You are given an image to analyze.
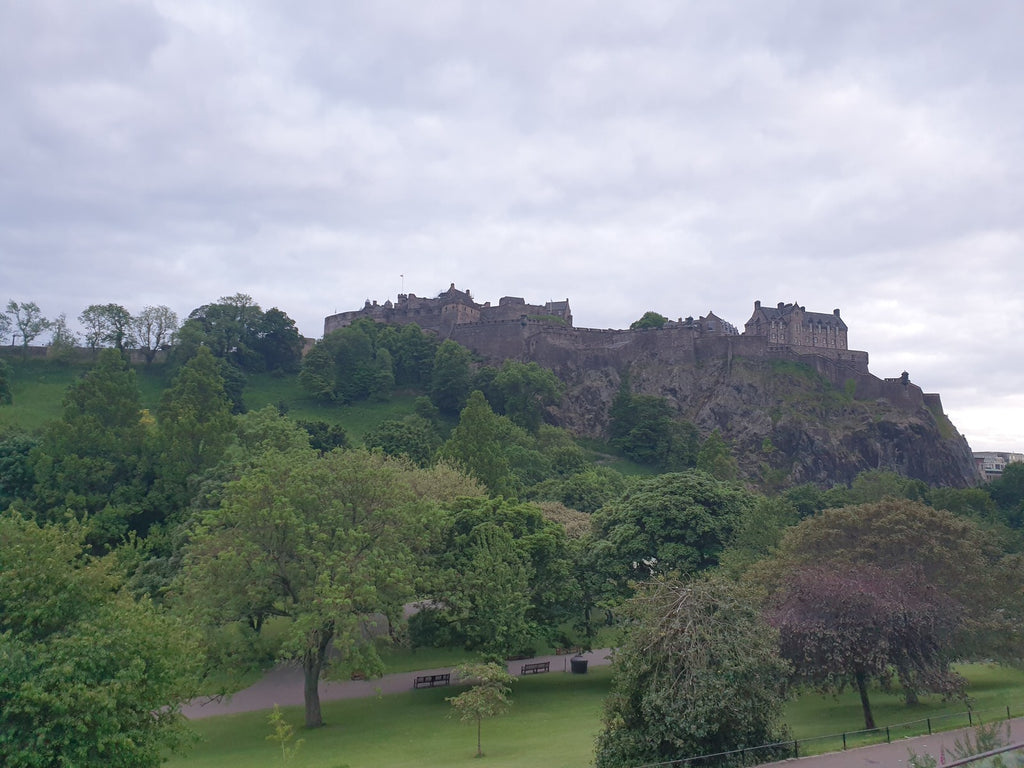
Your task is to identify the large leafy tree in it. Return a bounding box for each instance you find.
[6,300,50,355]
[0,513,199,768]
[175,294,302,373]
[491,360,564,434]
[439,391,551,498]
[590,470,756,601]
[629,310,669,330]
[987,462,1024,529]
[595,575,790,768]
[153,346,235,516]
[180,449,463,728]
[608,383,699,469]
[0,359,12,406]
[426,497,576,657]
[131,305,179,364]
[30,349,150,546]
[300,319,393,403]
[430,339,472,415]
[767,564,962,730]
[758,499,1024,706]
[79,303,134,352]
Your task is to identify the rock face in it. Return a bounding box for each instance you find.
[447,322,976,488]
[325,291,977,489]
[548,352,977,489]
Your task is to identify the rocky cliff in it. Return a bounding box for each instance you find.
[545,349,977,489]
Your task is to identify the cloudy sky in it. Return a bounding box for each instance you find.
[2,1,1022,452]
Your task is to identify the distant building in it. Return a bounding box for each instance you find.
[744,301,848,350]
[973,451,1024,481]
[324,283,572,337]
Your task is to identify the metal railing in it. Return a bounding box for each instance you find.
[632,703,1021,768]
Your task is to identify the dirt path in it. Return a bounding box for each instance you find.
[181,649,613,720]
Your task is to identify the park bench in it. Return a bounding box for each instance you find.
[413,673,450,689]
[520,661,550,675]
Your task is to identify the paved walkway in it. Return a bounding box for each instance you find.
[760,718,1024,768]
[181,648,613,719]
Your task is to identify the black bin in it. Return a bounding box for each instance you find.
[570,657,588,674]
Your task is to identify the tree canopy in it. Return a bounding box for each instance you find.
[590,470,756,600]
[0,513,199,768]
[595,575,790,768]
[179,448,477,728]
[757,498,1024,723]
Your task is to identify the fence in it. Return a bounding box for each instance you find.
[633,703,1022,768]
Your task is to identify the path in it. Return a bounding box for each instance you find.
[181,648,613,719]
[760,718,1024,768]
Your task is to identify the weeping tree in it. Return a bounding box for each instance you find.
[595,574,790,768]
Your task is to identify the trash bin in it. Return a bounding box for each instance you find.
[570,657,588,674]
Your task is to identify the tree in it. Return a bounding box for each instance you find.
[0,512,199,768]
[180,449,452,728]
[430,339,472,415]
[609,384,698,470]
[253,307,304,373]
[47,312,79,363]
[132,305,178,364]
[629,311,669,330]
[154,346,235,515]
[0,359,12,406]
[758,499,1023,702]
[0,431,36,508]
[594,575,790,768]
[0,309,11,345]
[79,303,133,351]
[175,295,301,373]
[492,360,564,433]
[590,470,756,601]
[6,300,50,354]
[426,497,576,657]
[987,462,1024,529]
[447,662,515,758]
[437,390,548,498]
[363,416,440,466]
[30,348,151,546]
[696,429,739,481]
[767,563,962,730]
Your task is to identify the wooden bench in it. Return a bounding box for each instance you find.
[413,673,450,689]
[520,661,550,675]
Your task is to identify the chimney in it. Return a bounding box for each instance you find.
[834,308,841,316]
[777,302,785,309]
[754,300,761,309]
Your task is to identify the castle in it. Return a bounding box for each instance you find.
[324,283,573,336]
[324,285,865,372]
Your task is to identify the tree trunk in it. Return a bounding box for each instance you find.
[855,668,875,730]
[302,626,334,728]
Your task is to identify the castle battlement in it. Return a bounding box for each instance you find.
[323,286,874,381]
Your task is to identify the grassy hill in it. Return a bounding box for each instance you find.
[0,359,426,443]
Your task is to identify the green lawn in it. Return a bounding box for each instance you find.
[168,664,1024,768]
[169,668,612,768]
